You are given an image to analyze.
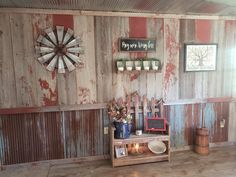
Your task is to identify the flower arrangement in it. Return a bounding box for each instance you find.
[108,101,132,124]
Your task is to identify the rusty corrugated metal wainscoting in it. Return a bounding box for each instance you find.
[0,101,235,165]
[0,106,109,165]
[164,101,233,149]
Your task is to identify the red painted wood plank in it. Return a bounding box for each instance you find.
[129,17,147,59]
[129,17,147,38]
[195,20,212,43]
[53,14,74,29]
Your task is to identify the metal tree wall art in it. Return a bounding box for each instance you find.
[35,26,83,73]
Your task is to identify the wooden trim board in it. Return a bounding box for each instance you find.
[1,8,236,20]
[0,103,108,115]
[171,141,236,152]
[164,97,234,105]
[1,155,110,170]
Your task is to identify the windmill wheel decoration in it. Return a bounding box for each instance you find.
[35,26,83,73]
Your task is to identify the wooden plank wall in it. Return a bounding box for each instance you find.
[0,12,236,164]
[1,13,236,105]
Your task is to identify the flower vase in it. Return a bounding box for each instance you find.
[114,122,132,139]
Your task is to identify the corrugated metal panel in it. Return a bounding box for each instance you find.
[164,102,229,148]
[0,108,109,165]
[63,109,109,158]
[0,112,64,165]
[0,0,235,16]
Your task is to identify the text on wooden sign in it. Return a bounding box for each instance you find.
[119,38,156,52]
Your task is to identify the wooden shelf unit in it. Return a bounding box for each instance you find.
[110,124,170,167]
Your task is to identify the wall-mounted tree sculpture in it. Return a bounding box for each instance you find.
[35,26,83,73]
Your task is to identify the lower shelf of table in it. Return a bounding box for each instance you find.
[112,152,169,167]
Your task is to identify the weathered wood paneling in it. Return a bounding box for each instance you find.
[1,13,236,106]
[95,16,113,102]
[179,19,196,99]
[10,14,38,107]
[179,19,236,100]
[0,14,17,108]
[32,14,57,106]
[110,17,130,99]
[163,18,180,101]
[95,17,164,102]
[54,14,78,105]
[74,16,97,104]
[146,18,163,99]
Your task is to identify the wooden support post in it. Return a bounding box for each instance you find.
[151,97,155,117]
[134,94,139,130]
[143,95,147,130]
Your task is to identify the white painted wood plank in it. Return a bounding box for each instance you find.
[147,18,163,99]
[10,14,38,106]
[74,15,97,104]
[0,14,17,108]
[32,14,57,106]
[111,17,130,100]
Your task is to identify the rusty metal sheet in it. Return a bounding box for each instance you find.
[63,109,108,158]
[164,102,230,148]
[0,0,235,16]
[0,112,64,165]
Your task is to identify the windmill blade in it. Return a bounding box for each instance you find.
[58,56,65,73]
[45,27,57,46]
[35,46,54,54]
[66,52,82,64]
[63,55,76,72]
[38,52,55,64]
[66,38,81,48]
[67,47,83,54]
[62,28,74,45]
[46,55,58,71]
[56,26,64,44]
[37,35,55,47]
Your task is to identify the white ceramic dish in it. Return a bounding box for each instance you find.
[148,140,166,154]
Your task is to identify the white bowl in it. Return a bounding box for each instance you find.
[144,66,150,70]
[135,66,141,70]
[148,140,166,154]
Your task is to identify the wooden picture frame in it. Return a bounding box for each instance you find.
[115,145,128,158]
[184,43,217,71]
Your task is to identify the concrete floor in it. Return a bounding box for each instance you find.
[1,145,236,177]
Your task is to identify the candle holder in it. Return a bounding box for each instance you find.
[129,143,146,155]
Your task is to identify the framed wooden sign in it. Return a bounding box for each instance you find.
[119,38,156,52]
